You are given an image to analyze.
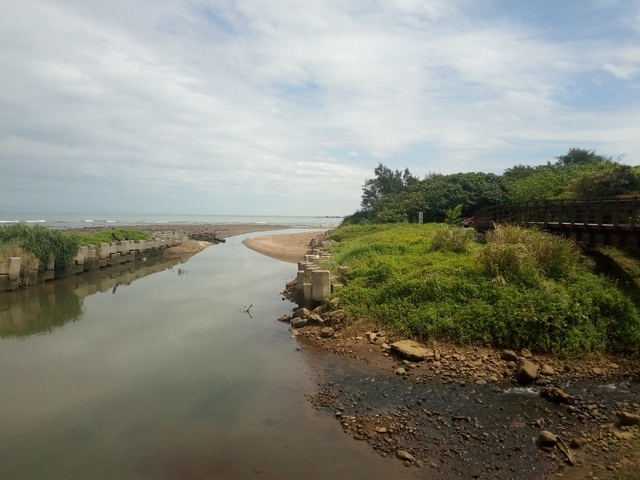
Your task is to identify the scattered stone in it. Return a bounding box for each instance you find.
[327,297,340,310]
[540,364,555,376]
[390,340,434,362]
[433,349,441,362]
[292,308,311,319]
[277,314,291,323]
[320,327,335,338]
[500,349,519,362]
[613,431,635,440]
[515,359,538,385]
[291,318,308,328]
[617,412,640,426]
[538,430,558,448]
[540,387,575,405]
[519,348,533,359]
[308,314,324,324]
[570,437,587,449]
[394,367,406,376]
[376,427,388,434]
[592,367,604,375]
[395,450,415,463]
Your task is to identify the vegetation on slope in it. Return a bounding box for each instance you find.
[0,225,151,270]
[322,223,640,357]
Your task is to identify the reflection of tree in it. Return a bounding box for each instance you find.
[0,285,83,338]
[0,254,190,339]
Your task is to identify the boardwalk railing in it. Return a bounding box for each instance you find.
[473,196,640,248]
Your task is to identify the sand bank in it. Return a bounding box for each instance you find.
[242,230,326,263]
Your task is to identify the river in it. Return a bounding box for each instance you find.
[0,230,404,480]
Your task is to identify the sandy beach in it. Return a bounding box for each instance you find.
[242,230,326,263]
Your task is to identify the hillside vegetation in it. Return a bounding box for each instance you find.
[322,223,640,357]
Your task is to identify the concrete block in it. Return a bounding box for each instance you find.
[0,262,7,275]
[303,282,313,300]
[311,270,331,302]
[8,257,21,281]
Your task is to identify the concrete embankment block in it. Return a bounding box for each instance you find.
[311,270,331,302]
[8,257,21,281]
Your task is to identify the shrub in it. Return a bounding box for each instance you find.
[430,225,472,253]
[0,224,81,269]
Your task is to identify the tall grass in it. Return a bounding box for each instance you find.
[324,223,640,356]
[479,224,584,284]
[0,224,81,269]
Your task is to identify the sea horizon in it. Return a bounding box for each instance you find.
[0,211,344,229]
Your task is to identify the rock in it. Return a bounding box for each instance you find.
[291,318,308,328]
[515,359,538,385]
[395,450,415,463]
[540,364,555,376]
[292,308,311,319]
[592,367,603,375]
[500,349,519,362]
[308,314,324,324]
[540,386,575,405]
[613,430,636,440]
[469,466,482,478]
[618,412,640,426]
[320,327,335,338]
[538,430,558,448]
[376,427,388,434]
[390,340,434,362]
[570,437,587,449]
[327,297,340,310]
[394,367,406,375]
[519,348,533,359]
[433,349,441,362]
[277,314,291,323]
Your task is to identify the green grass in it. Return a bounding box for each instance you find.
[71,229,151,246]
[0,224,81,268]
[324,223,640,357]
[0,225,151,271]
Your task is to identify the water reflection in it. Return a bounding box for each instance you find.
[0,254,191,338]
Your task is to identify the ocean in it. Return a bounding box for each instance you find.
[0,212,343,229]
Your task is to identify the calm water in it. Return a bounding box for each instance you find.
[0,230,403,480]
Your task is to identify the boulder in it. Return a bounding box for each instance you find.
[320,327,335,338]
[292,308,311,319]
[515,359,538,385]
[538,430,558,448]
[618,412,640,426]
[291,318,308,328]
[500,349,519,362]
[390,340,434,362]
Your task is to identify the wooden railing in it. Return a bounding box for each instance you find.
[473,196,640,248]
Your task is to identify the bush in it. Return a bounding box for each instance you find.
[0,224,81,269]
[478,224,584,283]
[322,222,640,356]
[430,225,472,253]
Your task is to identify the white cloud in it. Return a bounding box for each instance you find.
[0,0,638,215]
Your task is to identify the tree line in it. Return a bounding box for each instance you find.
[344,148,640,224]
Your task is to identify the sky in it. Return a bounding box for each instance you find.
[1,0,639,217]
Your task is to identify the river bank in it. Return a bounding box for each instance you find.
[266,230,640,480]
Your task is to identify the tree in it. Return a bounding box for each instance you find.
[555,148,610,168]
[571,163,640,198]
[361,164,418,211]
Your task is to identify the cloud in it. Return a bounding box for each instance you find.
[0,0,639,216]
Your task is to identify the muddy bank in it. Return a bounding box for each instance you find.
[281,314,640,480]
